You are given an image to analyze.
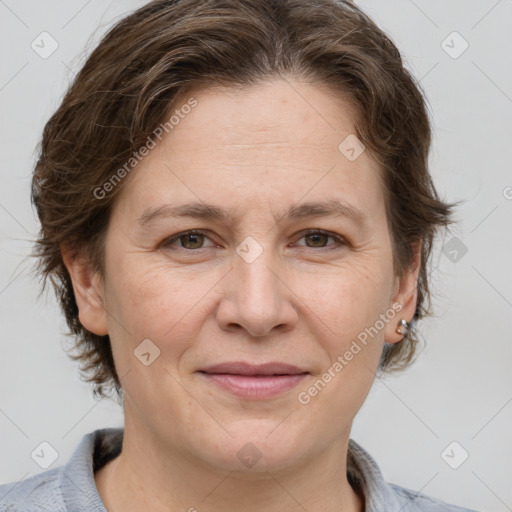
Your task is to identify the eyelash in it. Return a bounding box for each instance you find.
[160,229,346,252]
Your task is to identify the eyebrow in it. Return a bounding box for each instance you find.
[137,199,368,227]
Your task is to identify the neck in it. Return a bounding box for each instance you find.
[95,415,364,512]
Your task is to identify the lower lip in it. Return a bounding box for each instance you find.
[200,373,308,399]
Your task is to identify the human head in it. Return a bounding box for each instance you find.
[31,0,453,404]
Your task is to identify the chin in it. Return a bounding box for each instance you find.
[194,422,308,475]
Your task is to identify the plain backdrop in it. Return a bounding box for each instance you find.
[0,1,511,510]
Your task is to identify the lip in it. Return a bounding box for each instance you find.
[200,361,307,376]
[198,361,309,400]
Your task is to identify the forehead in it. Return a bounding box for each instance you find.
[112,78,385,224]
[170,79,361,150]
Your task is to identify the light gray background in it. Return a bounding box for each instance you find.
[1,1,511,510]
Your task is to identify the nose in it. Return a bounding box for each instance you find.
[215,249,299,338]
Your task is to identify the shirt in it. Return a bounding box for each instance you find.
[0,427,479,511]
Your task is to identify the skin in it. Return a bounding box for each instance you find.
[62,78,420,512]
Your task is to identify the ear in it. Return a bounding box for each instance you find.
[384,241,421,344]
[61,244,109,336]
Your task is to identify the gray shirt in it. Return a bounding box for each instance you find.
[0,427,479,511]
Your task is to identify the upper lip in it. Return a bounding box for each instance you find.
[199,362,308,376]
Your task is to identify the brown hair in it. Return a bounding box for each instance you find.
[31,0,454,401]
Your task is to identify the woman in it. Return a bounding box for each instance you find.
[0,0,479,510]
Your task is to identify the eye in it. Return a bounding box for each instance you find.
[161,230,216,250]
[294,229,345,250]
[160,228,345,252]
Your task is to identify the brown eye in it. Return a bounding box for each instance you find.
[304,232,330,248]
[162,230,215,250]
[179,232,205,249]
[296,230,345,250]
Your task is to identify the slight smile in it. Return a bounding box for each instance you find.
[198,361,310,400]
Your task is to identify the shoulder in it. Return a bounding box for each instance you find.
[389,482,480,512]
[347,438,481,512]
[0,467,65,512]
[0,427,122,512]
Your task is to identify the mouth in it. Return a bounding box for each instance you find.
[197,362,309,400]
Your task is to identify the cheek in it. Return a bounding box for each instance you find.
[102,260,210,418]
[303,256,394,341]
[294,267,392,412]
[105,257,221,356]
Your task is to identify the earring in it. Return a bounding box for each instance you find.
[396,319,410,336]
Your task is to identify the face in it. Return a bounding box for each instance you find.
[68,78,418,474]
